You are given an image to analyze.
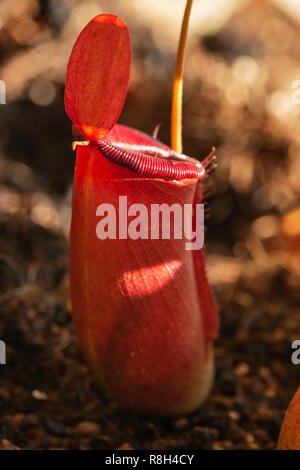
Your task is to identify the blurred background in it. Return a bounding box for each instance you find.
[1,0,300,450]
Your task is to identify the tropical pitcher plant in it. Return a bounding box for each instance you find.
[277,387,300,449]
[65,1,218,415]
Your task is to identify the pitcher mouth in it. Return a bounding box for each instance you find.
[72,125,216,182]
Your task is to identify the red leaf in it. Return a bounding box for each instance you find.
[65,14,131,140]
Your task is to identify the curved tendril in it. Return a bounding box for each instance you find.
[171,0,194,154]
